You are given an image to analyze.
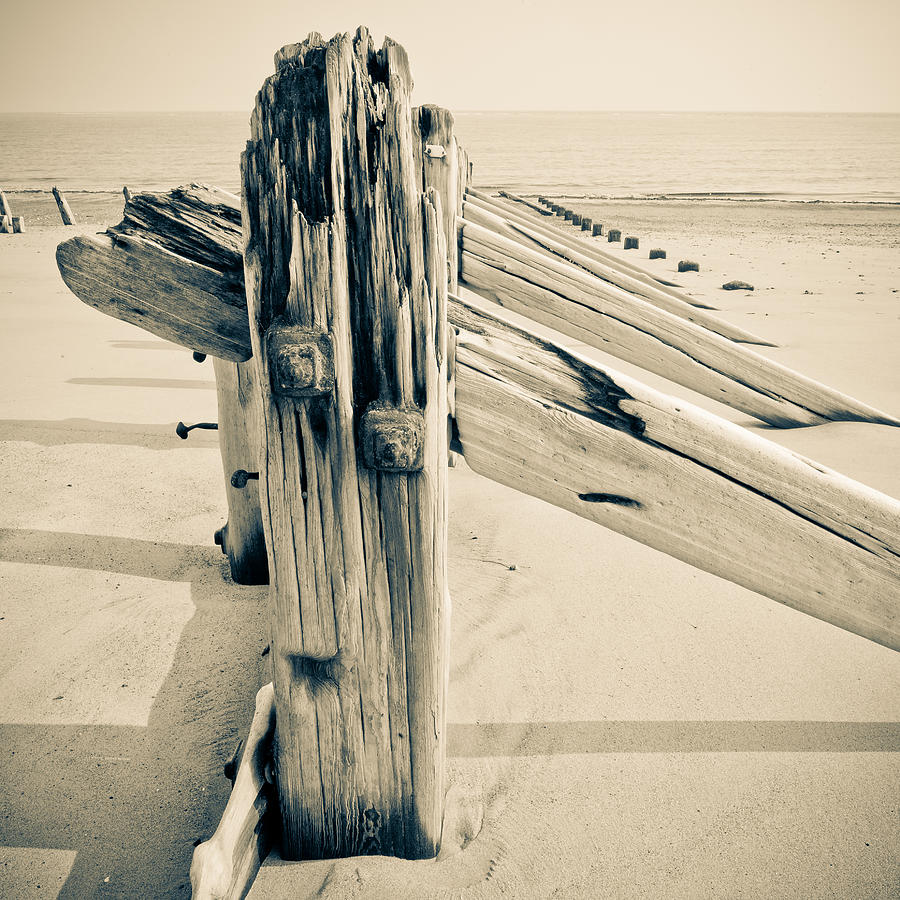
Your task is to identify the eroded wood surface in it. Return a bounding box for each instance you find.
[459,217,900,428]
[450,290,900,651]
[241,28,450,860]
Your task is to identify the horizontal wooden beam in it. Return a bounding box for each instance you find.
[459,217,900,428]
[462,194,772,346]
[56,185,251,361]
[449,293,900,651]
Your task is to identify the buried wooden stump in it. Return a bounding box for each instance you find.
[564,209,574,221]
[607,228,622,242]
[556,206,566,216]
[592,222,603,236]
[624,236,639,250]
[572,213,582,226]
[679,259,700,273]
[241,28,452,860]
[581,217,592,231]
[649,248,666,260]
[52,186,75,225]
[0,215,10,234]
[723,279,754,291]
[12,216,25,234]
[0,189,12,219]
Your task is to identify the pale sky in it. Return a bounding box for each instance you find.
[2,0,898,113]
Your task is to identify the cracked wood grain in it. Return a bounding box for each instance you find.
[458,217,900,428]
[241,28,451,860]
[449,290,900,651]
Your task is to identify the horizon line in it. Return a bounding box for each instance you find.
[2,108,899,116]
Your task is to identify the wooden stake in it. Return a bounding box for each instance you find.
[212,357,268,585]
[592,222,603,236]
[52,186,75,225]
[0,215,10,234]
[572,213,582,226]
[12,217,25,234]
[0,190,12,219]
[649,248,666,259]
[123,185,133,203]
[608,228,621,242]
[241,28,450,860]
[581,217,592,231]
[624,236,639,250]
[679,260,700,273]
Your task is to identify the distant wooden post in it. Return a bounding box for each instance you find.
[123,186,134,203]
[12,217,25,233]
[649,248,666,259]
[212,357,268,585]
[592,222,603,236]
[608,228,622,242]
[0,216,10,234]
[572,213,582,226]
[624,236,639,250]
[0,190,12,220]
[241,29,451,861]
[581,217,592,231]
[52,187,75,225]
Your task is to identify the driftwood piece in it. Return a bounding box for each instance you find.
[56,185,251,361]
[190,683,276,900]
[212,357,268,585]
[52,186,75,225]
[449,291,900,652]
[458,217,900,428]
[462,195,770,345]
[241,28,450,860]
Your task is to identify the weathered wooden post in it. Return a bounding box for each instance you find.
[212,357,268,585]
[52,186,75,225]
[241,28,451,860]
[592,222,603,236]
[0,190,13,220]
[0,215,11,234]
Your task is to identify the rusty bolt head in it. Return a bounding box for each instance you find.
[359,405,425,472]
[266,326,335,398]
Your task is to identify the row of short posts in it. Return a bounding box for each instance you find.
[534,195,699,271]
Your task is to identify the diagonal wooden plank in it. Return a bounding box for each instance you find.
[449,291,900,651]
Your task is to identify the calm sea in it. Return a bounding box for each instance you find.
[1,111,898,203]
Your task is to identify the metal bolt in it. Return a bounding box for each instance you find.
[175,421,218,439]
[192,351,207,363]
[231,469,260,489]
[213,525,227,552]
[266,326,335,398]
[359,405,425,472]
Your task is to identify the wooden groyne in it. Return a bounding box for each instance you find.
[51,25,900,898]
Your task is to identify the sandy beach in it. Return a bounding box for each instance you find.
[1,201,898,898]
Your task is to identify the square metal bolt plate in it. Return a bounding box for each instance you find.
[359,405,425,472]
[266,326,335,398]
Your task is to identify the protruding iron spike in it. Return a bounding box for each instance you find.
[231,469,260,489]
[176,421,218,439]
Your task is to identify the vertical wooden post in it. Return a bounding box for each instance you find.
[241,28,451,861]
[0,215,10,234]
[52,186,75,225]
[212,357,269,585]
[12,217,25,233]
[0,190,12,219]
